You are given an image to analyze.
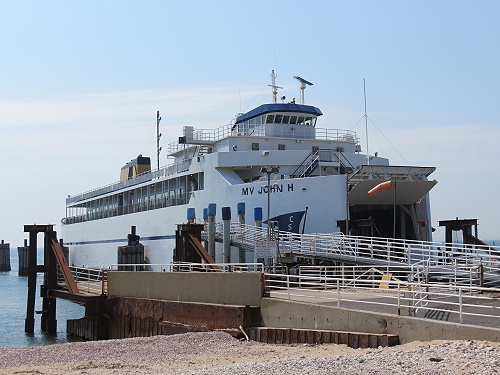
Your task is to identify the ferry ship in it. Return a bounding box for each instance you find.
[62,72,437,268]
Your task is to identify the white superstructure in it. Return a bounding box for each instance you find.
[62,73,437,269]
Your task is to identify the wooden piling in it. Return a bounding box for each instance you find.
[117,226,144,271]
[246,327,399,348]
[0,240,11,272]
[18,239,29,276]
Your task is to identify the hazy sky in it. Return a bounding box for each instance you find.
[1,1,499,247]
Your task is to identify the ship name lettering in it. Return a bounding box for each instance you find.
[242,183,292,196]
[242,187,255,195]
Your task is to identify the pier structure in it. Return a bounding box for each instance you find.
[23,224,83,335]
[22,222,500,346]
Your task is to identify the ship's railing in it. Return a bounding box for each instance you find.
[65,160,191,205]
[264,271,500,325]
[167,124,358,154]
[63,190,195,225]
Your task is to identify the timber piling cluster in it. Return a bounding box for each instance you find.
[117,226,145,270]
[0,240,10,272]
[17,239,29,276]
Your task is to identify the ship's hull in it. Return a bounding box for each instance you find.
[62,175,348,268]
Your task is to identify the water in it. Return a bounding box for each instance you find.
[0,250,85,347]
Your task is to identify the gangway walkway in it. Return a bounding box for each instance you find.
[210,222,500,287]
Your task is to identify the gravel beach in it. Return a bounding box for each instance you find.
[0,331,499,374]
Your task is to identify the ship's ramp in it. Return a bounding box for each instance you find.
[212,223,500,287]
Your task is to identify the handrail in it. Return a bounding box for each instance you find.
[264,272,500,325]
[65,160,191,205]
[167,124,359,154]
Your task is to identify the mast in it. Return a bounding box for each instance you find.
[156,110,162,170]
[268,70,282,103]
[364,78,369,165]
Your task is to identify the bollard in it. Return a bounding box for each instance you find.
[187,208,196,224]
[254,207,263,228]
[207,204,216,260]
[237,202,245,225]
[203,208,209,250]
[222,207,231,263]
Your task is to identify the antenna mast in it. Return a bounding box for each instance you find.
[293,75,313,104]
[156,110,162,170]
[363,79,369,166]
[268,70,282,103]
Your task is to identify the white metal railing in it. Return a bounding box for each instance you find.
[167,124,358,154]
[57,266,107,295]
[109,262,270,273]
[264,271,500,325]
[207,223,500,270]
[65,160,191,206]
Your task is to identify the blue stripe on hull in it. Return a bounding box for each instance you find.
[65,234,176,246]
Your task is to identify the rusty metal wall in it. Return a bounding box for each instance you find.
[104,297,260,340]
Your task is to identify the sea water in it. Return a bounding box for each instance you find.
[0,250,85,347]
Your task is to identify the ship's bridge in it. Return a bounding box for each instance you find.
[233,103,323,138]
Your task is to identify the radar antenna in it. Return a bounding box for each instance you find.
[156,110,162,170]
[268,70,283,104]
[293,75,313,104]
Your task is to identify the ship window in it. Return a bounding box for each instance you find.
[304,117,312,126]
[297,116,305,124]
[252,142,259,151]
[290,116,297,124]
[278,144,285,150]
[282,115,290,124]
[274,115,283,123]
[266,115,275,124]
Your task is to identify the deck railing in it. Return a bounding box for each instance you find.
[167,124,358,154]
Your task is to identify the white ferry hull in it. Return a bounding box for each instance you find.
[63,175,348,269]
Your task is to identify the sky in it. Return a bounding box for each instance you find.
[0,1,499,247]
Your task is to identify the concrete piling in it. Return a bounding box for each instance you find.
[0,240,11,272]
[222,207,231,263]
